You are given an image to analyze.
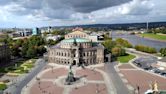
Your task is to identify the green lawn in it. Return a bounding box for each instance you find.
[0,83,7,90]
[117,54,136,63]
[0,59,36,75]
[140,33,166,41]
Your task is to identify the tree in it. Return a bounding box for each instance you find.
[160,48,166,56]
[11,44,20,57]
[103,34,112,40]
[111,47,120,56]
[135,45,157,53]
[47,40,57,46]
[102,39,116,53]
[111,46,126,57]
[26,47,37,58]
[21,41,29,57]
[160,48,164,54]
[37,46,46,55]
[115,38,132,48]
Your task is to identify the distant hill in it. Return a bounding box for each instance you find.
[42,22,166,30]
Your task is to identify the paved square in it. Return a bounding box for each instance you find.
[22,63,112,94]
[118,64,166,94]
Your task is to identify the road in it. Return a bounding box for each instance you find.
[4,59,46,94]
[105,62,130,94]
[125,48,158,58]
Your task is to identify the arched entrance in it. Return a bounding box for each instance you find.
[72,60,76,66]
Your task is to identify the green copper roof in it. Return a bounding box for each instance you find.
[62,38,90,43]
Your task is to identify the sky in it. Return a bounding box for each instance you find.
[0,0,165,28]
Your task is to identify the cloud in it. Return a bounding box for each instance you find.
[0,0,132,20]
[70,0,154,22]
[0,0,165,27]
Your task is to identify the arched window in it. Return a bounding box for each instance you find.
[84,53,85,56]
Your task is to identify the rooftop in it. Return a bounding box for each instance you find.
[62,38,90,43]
[67,30,87,35]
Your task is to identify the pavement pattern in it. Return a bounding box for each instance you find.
[118,63,166,94]
[21,63,115,94]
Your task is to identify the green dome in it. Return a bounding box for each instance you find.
[62,38,90,43]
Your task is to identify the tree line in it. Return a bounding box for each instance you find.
[148,27,166,34]
[102,38,132,57]
[102,37,162,58]
[134,45,157,53]
[160,48,166,56]
[3,35,63,59]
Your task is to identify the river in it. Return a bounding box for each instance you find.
[111,32,166,51]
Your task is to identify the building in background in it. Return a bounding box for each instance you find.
[48,28,104,66]
[46,35,61,41]
[0,43,10,66]
[32,27,41,35]
[41,26,53,34]
[9,29,32,38]
[0,32,7,39]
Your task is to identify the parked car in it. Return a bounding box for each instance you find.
[160,71,166,76]
[154,69,161,74]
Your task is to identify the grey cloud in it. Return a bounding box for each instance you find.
[0,0,161,23]
[20,0,42,9]
[0,0,13,5]
[127,0,153,15]
[1,0,132,19]
[62,0,132,13]
[42,8,75,19]
[129,7,152,15]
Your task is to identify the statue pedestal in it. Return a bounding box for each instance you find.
[65,70,77,85]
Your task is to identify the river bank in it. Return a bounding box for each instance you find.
[137,33,166,42]
[111,32,166,51]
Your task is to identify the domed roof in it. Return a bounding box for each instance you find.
[62,38,90,43]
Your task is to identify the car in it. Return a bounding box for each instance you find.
[160,72,166,76]
[150,68,157,73]
[154,69,161,74]
[144,66,153,71]
[144,67,150,70]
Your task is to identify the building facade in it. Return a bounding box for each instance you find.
[9,29,32,38]
[32,27,41,35]
[0,44,10,65]
[48,29,104,66]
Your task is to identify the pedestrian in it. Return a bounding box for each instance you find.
[137,85,140,94]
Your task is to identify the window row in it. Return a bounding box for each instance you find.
[67,34,86,38]
[50,51,96,57]
[49,57,97,65]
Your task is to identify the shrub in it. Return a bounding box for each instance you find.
[115,38,133,48]
[135,45,157,53]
